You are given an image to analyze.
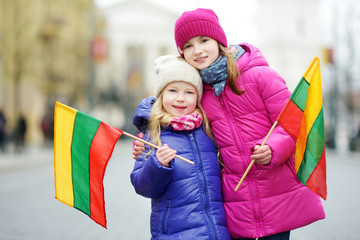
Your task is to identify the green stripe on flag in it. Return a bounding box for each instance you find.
[71,111,101,215]
[297,108,325,185]
[290,77,309,111]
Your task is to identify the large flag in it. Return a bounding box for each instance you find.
[276,57,327,200]
[54,101,123,228]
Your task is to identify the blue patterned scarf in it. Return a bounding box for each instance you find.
[200,44,245,96]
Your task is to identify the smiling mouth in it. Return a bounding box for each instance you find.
[195,56,207,62]
[174,106,186,110]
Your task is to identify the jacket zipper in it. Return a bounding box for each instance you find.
[189,132,217,240]
[219,93,264,236]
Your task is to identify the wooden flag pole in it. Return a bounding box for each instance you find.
[121,130,194,165]
[234,121,279,191]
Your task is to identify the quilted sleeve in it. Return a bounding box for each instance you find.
[256,67,296,168]
[130,139,174,198]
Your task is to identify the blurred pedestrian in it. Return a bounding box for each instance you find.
[350,122,360,152]
[0,110,7,153]
[41,114,53,147]
[14,115,27,153]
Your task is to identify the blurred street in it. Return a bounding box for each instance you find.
[0,140,359,240]
[0,140,151,240]
[1,1,359,239]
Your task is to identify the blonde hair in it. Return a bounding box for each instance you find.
[147,90,214,150]
[219,44,244,95]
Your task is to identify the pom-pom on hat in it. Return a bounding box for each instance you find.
[174,8,227,55]
[154,55,203,101]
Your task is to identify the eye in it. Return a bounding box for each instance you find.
[201,38,209,43]
[168,89,177,93]
[186,90,195,94]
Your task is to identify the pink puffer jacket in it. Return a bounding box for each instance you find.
[201,43,325,239]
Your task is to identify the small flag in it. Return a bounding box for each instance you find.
[54,102,123,228]
[276,57,327,200]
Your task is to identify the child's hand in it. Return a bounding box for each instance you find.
[133,132,145,159]
[251,145,272,165]
[156,144,177,167]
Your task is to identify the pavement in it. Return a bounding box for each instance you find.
[0,140,133,174]
[1,143,360,240]
[0,145,54,174]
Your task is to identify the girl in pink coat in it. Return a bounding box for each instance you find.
[134,8,325,240]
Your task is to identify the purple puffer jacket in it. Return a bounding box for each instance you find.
[131,97,231,240]
[201,43,325,239]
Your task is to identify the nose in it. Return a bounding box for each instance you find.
[193,43,203,55]
[176,92,185,101]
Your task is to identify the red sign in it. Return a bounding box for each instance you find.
[91,36,107,62]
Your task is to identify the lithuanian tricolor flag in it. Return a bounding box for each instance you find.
[276,57,327,200]
[54,102,123,228]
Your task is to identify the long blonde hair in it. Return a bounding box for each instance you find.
[219,44,244,95]
[148,90,214,149]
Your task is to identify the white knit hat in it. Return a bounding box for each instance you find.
[154,55,203,100]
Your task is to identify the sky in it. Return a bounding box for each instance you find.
[94,0,258,44]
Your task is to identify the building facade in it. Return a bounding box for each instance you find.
[1,0,98,146]
[100,0,179,132]
[256,0,322,92]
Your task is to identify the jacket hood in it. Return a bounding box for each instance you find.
[237,43,269,72]
[133,96,156,132]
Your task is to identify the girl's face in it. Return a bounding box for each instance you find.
[182,36,220,70]
[162,81,198,117]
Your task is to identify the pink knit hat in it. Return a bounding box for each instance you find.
[174,8,227,55]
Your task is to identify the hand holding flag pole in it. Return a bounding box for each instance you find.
[120,131,194,165]
[235,98,292,191]
[234,57,327,201]
[234,120,278,191]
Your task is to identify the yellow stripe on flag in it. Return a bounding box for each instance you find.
[54,102,77,206]
[294,57,322,171]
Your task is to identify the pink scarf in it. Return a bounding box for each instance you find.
[170,113,202,131]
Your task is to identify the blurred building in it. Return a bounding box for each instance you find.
[0,2,3,107]
[327,0,360,152]
[0,0,99,146]
[255,0,331,148]
[99,0,178,133]
[256,0,322,92]
[255,0,360,152]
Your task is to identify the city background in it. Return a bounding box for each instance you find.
[0,0,359,152]
[0,0,359,239]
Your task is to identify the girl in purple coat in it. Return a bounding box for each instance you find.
[134,8,325,240]
[131,55,231,240]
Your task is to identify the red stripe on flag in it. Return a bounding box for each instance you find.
[89,122,122,228]
[306,147,327,200]
[277,100,304,139]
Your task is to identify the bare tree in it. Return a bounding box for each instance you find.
[1,0,37,121]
